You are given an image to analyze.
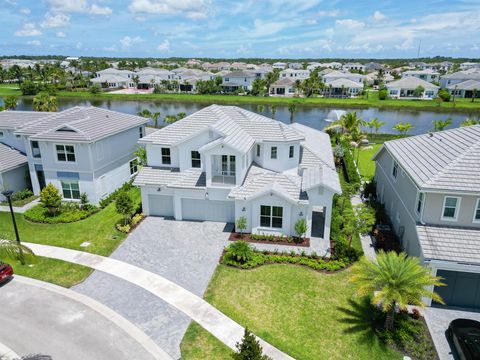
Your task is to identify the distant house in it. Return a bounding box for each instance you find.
[321,62,343,69]
[95,68,135,79]
[325,78,363,97]
[386,77,439,99]
[3,107,149,205]
[279,68,310,80]
[446,80,480,99]
[342,63,366,72]
[288,62,303,70]
[221,71,257,92]
[364,62,384,72]
[322,70,364,86]
[269,78,297,97]
[373,126,480,309]
[440,69,480,88]
[90,74,134,89]
[272,62,287,69]
[460,62,480,70]
[402,69,440,83]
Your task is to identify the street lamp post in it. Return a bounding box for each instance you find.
[2,190,24,264]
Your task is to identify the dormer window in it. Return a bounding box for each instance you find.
[271,146,277,159]
[161,148,171,165]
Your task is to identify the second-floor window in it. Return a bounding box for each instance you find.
[416,192,424,215]
[256,144,260,157]
[474,199,480,222]
[289,145,294,158]
[191,151,201,168]
[392,161,399,179]
[31,141,41,158]
[139,127,144,138]
[161,148,171,165]
[271,146,277,159]
[442,196,460,221]
[129,159,138,175]
[56,145,75,162]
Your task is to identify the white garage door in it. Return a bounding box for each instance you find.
[148,195,174,217]
[182,199,235,222]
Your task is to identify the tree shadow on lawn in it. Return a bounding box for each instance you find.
[337,296,387,347]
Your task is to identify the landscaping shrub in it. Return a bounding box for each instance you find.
[20,80,40,95]
[225,241,254,264]
[378,89,388,100]
[116,224,131,233]
[341,145,361,187]
[11,189,34,202]
[99,182,133,208]
[437,89,451,102]
[233,328,272,360]
[40,183,62,216]
[115,191,134,225]
[131,213,144,226]
[25,203,98,224]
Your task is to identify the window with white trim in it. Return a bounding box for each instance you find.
[289,145,294,158]
[129,159,138,175]
[31,141,41,158]
[416,192,424,215]
[260,205,283,228]
[161,148,171,165]
[392,160,399,179]
[271,146,277,159]
[474,199,480,222]
[56,145,76,162]
[191,151,201,168]
[61,180,80,199]
[442,196,460,220]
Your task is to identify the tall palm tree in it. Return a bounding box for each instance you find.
[138,109,152,118]
[432,118,452,132]
[393,122,414,135]
[325,111,364,136]
[33,93,58,112]
[288,103,297,123]
[370,118,386,138]
[350,251,444,330]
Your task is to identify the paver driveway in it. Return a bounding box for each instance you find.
[74,217,232,359]
[424,306,480,360]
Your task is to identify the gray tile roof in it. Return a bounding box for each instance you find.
[386,77,439,89]
[417,225,480,265]
[326,78,363,88]
[16,107,148,142]
[228,164,305,203]
[441,70,480,80]
[377,125,480,193]
[0,143,27,172]
[133,167,206,189]
[0,111,53,130]
[446,79,480,90]
[140,105,304,153]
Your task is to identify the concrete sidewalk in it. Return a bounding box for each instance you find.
[0,198,39,213]
[25,242,294,360]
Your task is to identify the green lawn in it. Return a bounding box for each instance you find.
[180,265,402,360]
[1,84,479,112]
[357,143,383,180]
[10,257,92,288]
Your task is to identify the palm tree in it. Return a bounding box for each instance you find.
[432,118,452,132]
[350,251,444,330]
[270,105,277,119]
[164,115,178,124]
[176,112,186,120]
[3,96,18,110]
[472,88,478,103]
[367,118,386,139]
[461,117,480,127]
[256,105,265,114]
[33,93,58,112]
[288,103,297,123]
[151,112,161,127]
[393,122,414,135]
[325,111,364,136]
[138,109,152,118]
[0,239,35,265]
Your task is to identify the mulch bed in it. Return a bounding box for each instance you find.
[372,227,402,253]
[229,232,310,247]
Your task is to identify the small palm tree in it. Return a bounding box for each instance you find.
[0,239,35,265]
[432,118,452,132]
[270,105,277,119]
[461,117,480,127]
[4,96,18,110]
[366,118,385,138]
[288,103,297,123]
[393,122,414,135]
[151,112,161,127]
[33,93,58,112]
[350,251,444,330]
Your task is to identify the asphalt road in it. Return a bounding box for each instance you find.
[0,277,162,360]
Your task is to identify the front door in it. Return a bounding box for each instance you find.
[36,170,46,190]
[311,208,326,238]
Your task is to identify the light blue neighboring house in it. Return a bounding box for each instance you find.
[0,107,148,205]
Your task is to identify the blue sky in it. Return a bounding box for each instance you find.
[1,0,479,58]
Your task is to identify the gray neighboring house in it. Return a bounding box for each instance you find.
[373,125,480,309]
[0,143,29,201]
[0,107,148,205]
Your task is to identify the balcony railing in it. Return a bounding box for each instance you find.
[212,171,236,185]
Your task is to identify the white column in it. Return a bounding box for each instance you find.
[173,194,182,220]
[324,204,333,241]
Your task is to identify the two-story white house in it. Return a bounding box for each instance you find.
[2,107,149,205]
[373,126,480,310]
[401,69,440,83]
[134,105,341,240]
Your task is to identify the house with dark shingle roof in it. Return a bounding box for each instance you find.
[0,107,148,205]
[373,125,480,309]
[134,105,341,242]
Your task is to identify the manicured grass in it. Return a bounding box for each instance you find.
[10,256,92,288]
[1,84,479,112]
[181,264,402,360]
[357,143,383,180]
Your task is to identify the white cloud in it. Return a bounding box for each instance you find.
[335,19,365,30]
[103,45,118,51]
[318,9,340,17]
[56,31,66,37]
[120,35,144,49]
[128,0,209,19]
[45,0,87,13]
[41,13,70,28]
[157,39,170,51]
[90,4,112,15]
[372,11,387,21]
[14,23,42,36]
[20,7,31,14]
[250,19,289,37]
[27,40,41,46]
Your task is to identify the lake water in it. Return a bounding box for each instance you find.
[5,97,480,135]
